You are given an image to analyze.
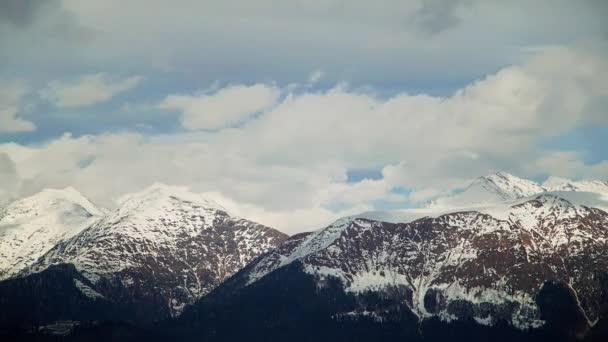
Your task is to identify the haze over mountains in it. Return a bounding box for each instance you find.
[0,172,607,341]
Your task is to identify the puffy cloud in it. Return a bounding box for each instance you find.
[0,80,35,132]
[160,84,280,130]
[230,47,606,169]
[41,73,142,108]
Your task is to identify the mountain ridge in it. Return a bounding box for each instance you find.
[2,174,608,340]
[214,183,608,332]
[426,172,608,209]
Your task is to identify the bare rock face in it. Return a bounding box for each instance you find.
[240,193,608,330]
[24,184,288,321]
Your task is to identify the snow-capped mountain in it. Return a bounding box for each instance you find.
[426,172,608,209]
[25,183,287,320]
[214,174,608,337]
[0,187,103,280]
[3,174,608,340]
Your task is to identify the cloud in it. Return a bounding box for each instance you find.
[414,0,470,34]
[1,0,600,90]
[0,0,47,28]
[160,84,280,130]
[0,80,35,132]
[528,151,608,180]
[41,73,142,108]
[0,0,90,64]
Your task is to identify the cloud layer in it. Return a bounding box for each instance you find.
[1,1,607,233]
[1,47,606,233]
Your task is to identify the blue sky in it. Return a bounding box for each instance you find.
[0,0,607,232]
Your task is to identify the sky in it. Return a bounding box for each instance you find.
[1,0,607,233]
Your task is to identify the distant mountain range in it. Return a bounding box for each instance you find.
[1,173,607,341]
[426,172,608,208]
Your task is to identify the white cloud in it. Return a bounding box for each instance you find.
[159,84,280,130]
[0,80,35,132]
[41,73,142,108]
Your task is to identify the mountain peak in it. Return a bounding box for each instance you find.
[542,176,572,188]
[427,172,545,208]
[0,187,103,280]
[483,170,515,179]
[2,187,104,220]
[479,171,545,196]
[116,183,226,213]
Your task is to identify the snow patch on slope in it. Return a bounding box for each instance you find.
[74,279,105,299]
[358,191,608,225]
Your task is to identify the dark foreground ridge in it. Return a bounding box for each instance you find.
[3,262,608,342]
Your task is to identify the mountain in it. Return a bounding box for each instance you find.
[0,188,103,280]
[232,194,607,325]
[426,172,608,209]
[20,183,288,322]
[170,176,608,341]
[3,175,608,341]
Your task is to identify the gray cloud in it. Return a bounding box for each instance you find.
[414,0,470,34]
[0,0,602,88]
[585,0,608,38]
[0,0,47,28]
[0,0,91,62]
